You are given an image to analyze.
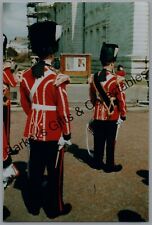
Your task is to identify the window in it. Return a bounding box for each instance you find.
[10,91,17,100]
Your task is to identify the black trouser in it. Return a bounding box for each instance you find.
[3,105,12,168]
[3,156,12,169]
[28,139,64,213]
[93,120,118,169]
[3,105,10,143]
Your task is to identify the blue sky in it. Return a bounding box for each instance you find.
[3,3,28,41]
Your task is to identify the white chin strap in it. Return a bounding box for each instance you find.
[56,25,62,41]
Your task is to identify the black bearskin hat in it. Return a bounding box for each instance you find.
[28,21,62,58]
[3,34,7,56]
[100,42,119,66]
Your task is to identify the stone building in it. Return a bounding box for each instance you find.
[27,1,149,77]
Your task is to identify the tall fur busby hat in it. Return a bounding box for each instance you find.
[100,42,119,66]
[28,21,62,58]
[3,34,7,56]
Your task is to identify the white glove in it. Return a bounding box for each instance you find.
[55,137,72,168]
[58,136,65,147]
[58,137,72,148]
[3,61,11,69]
[3,164,19,188]
[3,163,19,178]
[117,117,124,125]
[64,140,72,146]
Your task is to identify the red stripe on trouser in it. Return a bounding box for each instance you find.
[58,148,64,211]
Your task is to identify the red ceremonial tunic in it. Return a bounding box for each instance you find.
[89,70,126,121]
[3,67,17,88]
[20,66,71,141]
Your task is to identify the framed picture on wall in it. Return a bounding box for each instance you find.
[60,53,91,78]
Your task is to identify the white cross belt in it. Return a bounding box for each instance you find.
[32,103,56,111]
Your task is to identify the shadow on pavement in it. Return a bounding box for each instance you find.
[13,161,50,215]
[3,206,11,221]
[67,144,94,168]
[118,209,145,222]
[13,161,31,212]
[136,169,149,185]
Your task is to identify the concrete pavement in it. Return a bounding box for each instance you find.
[4,108,149,222]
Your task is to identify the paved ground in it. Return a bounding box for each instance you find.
[66,83,148,103]
[3,103,149,222]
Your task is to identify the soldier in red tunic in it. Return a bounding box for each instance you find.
[20,21,72,218]
[3,34,19,188]
[89,42,126,173]
[3,63,17,145]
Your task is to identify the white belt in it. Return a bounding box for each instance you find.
[32,103,56,111]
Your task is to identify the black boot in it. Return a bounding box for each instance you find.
[45,203,72,219]
[104,164,123,173]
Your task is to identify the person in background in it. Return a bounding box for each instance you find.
[20,21,72,218]
[115,64,126,100]
[89,42,126,173]
[116,64,126,81]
